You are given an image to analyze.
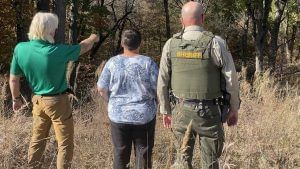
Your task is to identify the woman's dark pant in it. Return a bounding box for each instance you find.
[110,117,156,169]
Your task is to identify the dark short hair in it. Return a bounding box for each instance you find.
[121,30,141,50]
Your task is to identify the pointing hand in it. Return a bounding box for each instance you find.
[90,34,99,43]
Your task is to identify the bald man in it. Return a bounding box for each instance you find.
[157,2,240,169]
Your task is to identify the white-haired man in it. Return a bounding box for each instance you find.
[9,12,99,169]
[157,2,240,169]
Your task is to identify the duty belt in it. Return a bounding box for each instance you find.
[175,98,222,108]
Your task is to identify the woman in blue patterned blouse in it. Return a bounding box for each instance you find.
[97,30,158,169]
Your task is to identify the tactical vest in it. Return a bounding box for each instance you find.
[169,31,222,100]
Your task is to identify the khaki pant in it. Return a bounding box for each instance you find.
[171,102,224,169]
[28,94,74,169]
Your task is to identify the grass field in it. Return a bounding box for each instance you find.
[0,70,299,169]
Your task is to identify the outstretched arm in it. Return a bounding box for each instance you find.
[79,34,99,55]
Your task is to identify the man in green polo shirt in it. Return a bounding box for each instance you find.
[9,12,99,169]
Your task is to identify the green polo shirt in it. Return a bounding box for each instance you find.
[10,39,81,95]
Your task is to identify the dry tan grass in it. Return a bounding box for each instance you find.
[0,71,299,169]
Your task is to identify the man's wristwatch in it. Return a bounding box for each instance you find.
[13,95,22,102]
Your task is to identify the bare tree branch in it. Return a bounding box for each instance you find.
[89,11,132,59]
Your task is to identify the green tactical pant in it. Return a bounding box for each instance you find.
[171,102,224,169]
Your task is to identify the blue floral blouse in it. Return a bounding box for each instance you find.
[97,55,159,124]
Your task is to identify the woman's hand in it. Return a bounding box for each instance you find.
[163,114,172,128]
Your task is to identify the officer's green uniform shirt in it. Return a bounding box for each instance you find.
[157,26,240,114]
[10,39,81,95]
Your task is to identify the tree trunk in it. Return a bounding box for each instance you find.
[254,26,267,74]
[296,0,300,61]
[280,39,285,75]
[286,25,297,63]
[286,0,298,63]
[36,0,49,11]
[241,14,251,80]
[255,41,264,74]
[286,41,292,63]
[247,0,272,74]
[269,0,287,70]
[298,0,300,24]
[67,0,80,101]
[297,46,300,61]
[54,0,66,43]
[285,5,291,63]
[163,0,171,38]
[241,13,249,68]
[69,0,78,44]
[14,0,28,42]
[114,20,126,55]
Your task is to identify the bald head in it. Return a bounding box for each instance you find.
[181,1,204,26]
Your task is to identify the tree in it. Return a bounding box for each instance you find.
[298,0,300,23]
[69,0,78,44]
[269,0,287,70]
[286,24,297,62]
[113,0,135,54]
[163,0,171,38]
[54,0,66,43]
[241,10,250,70]
[0,0,17,71]
[88,0,135,59]
[285,0,298,63]
[36,0,49,11]
[296,0,300,60]
[13,0,28,42]
[67,0,80,96]
[247,0,273,74]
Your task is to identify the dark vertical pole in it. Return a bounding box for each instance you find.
[14,0,28,42]
[163,0,171,38]
[36,0,49,12]
[67,0,80,104]
[69,0,78,44]
[54,0,66,43]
